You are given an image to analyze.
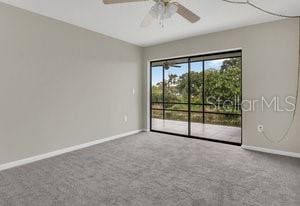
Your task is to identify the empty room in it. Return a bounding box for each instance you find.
[0,0,300,205]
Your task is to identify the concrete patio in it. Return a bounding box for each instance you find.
[152,118,241,144]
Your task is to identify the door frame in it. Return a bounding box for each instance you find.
[149,50,243,146]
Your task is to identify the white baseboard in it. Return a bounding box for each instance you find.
[242,145,300,158]
[0,129,143,172]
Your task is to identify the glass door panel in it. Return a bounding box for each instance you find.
[163,60,188,135]
[151,66,163,131]
[203,57,242,144]
[150,59,189,135]
[190,61,204,137]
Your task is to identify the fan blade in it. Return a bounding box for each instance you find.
[174,2,200,23]
[103,0,148,4]
[164,62,181,69]
[169,64,181,68]
[140,12,155,27]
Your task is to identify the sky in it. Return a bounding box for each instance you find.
[152,59,225,85]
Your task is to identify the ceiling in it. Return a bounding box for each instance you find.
[0,0,299,47]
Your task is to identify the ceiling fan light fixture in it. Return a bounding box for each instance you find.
[165,3,178,19]
[150,1,178,21]
[149,1,164,18]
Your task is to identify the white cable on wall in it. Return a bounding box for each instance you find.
[223,0,299,18]
[222,0,300,143]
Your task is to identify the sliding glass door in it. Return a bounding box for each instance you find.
[150,51,242,145]
[151,58,189,135]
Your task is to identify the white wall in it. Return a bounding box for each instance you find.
[144,19,300,153]
[0,3,144,165]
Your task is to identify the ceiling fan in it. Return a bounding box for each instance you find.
[102,0,201,27]
[163,61,181,70]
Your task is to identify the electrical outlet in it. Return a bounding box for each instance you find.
[257,125,264,133]
[124,115,128,123]
[132,88,135,96]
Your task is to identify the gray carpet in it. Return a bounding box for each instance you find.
[0,132,299,206]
